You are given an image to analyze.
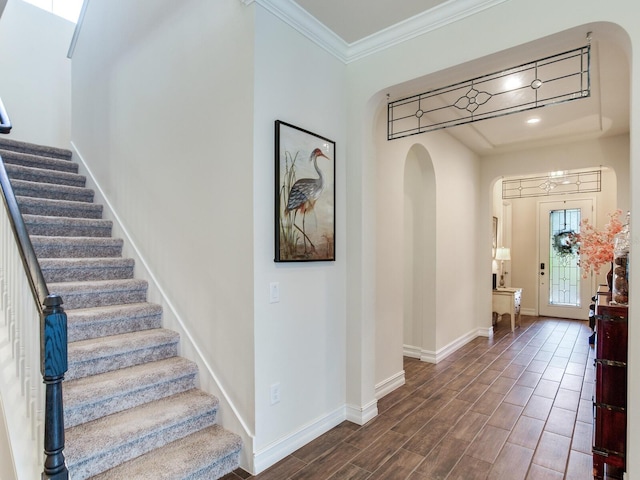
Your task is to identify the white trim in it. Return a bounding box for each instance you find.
[69,142,256,468]
[250,0,348,62]
[67,0,90,58]
[521,307,537,316]
[477,326,494,338]
[346,0,509,62]
[245,0,509,63]
[252,405,345,474]
[346,399,378,425]
[420,327,488,364]
[375,370,406,399]
[403,344,422,359]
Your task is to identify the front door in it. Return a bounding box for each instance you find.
[538,199,594,320]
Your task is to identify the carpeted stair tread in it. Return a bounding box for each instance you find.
[0,137,72,160]
[90,424,242,480]
[40,257,134,283]
[64,357,199,428]
[66,302,162,342]
[5,163,86,187]
[16,195,103,219]
[67,328,179,380]
[32,235,123,258]
[65,389,219,479]
[48,278,148,309]
[10,178,94,202]
[23,214,112,237]
[0,149,78,173]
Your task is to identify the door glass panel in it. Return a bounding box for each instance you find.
[549,208,581,306]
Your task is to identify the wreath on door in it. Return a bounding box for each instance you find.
[552,230,578,258]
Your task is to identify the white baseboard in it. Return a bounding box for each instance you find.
[477,326,493,337]
[419,327,489,364]
[375,370,405,399]
[346,399,378,425]
[521,307,536,316]
[252,406,345,474]
[403,344,421,359]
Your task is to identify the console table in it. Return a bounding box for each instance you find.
[593,289,627,480]
[492,287,522,332]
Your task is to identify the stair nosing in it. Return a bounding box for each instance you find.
[64,390,218,466]
[63,357,198,408]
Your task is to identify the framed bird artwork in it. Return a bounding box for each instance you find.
[275,120,335,262]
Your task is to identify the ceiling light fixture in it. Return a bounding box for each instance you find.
[527,118,541,124]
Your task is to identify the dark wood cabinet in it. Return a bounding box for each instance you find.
[593,299,628,480]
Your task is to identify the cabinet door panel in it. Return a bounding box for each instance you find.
[595,363,627,407]
[596,319,628,363]
[593,406,626,456]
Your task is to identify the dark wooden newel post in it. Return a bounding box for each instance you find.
[41,294,69,480]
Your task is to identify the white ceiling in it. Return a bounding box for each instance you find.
[293,0,449,44]
[287,0,630,157]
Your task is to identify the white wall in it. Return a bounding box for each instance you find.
[0,0,72,147]
[376,121,482,373]
[345,4,640,477]
[252,5,347,470]
[485,135,629,314]
[403,144,436,357]
[69,0,256,468]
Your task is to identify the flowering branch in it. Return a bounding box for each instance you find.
[570,210,623,277]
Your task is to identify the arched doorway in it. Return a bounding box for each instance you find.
[403,144,436,359]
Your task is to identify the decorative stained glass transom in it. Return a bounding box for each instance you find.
[502,170,601,199]
[387,46,590,140]
[549,208,581,307]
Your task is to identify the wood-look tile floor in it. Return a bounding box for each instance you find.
[222,316,595,480]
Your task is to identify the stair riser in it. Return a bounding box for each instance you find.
[33,243,123,259]
[6,165,86,188]
[67,342,179,381]
[53,287,147,310]
[17,197,103,219]
[190,453,241,480]
[0,139,72,160]
[1,150,78,173]
[26,222,112,238]
[64,374,197,428]
[68,312,161,342]
[11,181,94,203]
[42,264,134,283]
[69,410,217,480]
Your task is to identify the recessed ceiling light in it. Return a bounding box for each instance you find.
[527,118,541,125]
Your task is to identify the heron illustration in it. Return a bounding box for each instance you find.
[285,147,330,254]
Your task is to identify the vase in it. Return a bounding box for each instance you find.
[607,263,613,292]
[612,219,630,304]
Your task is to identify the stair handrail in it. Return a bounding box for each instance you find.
[0,155,49,306]
[0,97,69,479]
[0,96,11,134]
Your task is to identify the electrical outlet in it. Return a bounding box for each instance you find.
[269,282,280,303]
[270,383,281,405]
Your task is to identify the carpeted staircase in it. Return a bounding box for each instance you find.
[0,138,242,479]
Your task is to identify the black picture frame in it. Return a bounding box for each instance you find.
[275,120,335,262]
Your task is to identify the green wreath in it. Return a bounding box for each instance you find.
[553,230,578,258]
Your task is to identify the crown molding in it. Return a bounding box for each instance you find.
[247,0,349,62]
[242,0,510,63]
[347,0,510,62]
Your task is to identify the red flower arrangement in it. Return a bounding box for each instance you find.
[571,210,623,277]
